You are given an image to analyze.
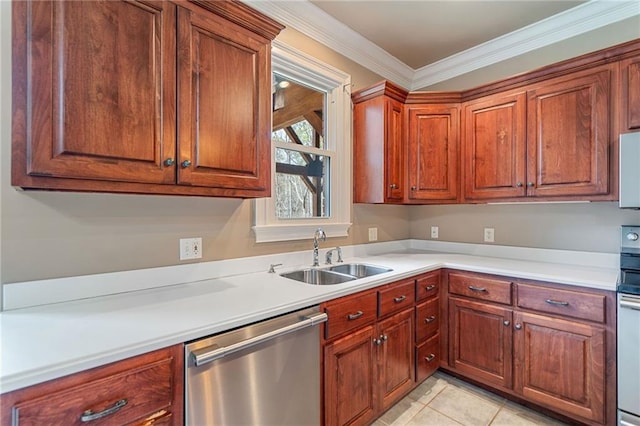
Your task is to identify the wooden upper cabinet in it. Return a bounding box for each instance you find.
[620,54,640,132]
[353,82,407,203]
[12,0,283,197]
[13,0,177,184]
[177,6,271,192]
[526,67,612,197]
[406,104,459,202]
[462,92,527,200]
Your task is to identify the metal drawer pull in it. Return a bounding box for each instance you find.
[373,338,382,346]
[394,295,406,303]
[545,299,569,306]
[80,399,128,422]
[425,354,436,362]
[425,285,436,291]
[468,285,487,292]
[515,324,522,330]
[348,311,364,320]
[425,315,436,323]
[380,334,388,342]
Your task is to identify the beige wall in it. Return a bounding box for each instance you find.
[1,1,639,292]
[410,202,640,254]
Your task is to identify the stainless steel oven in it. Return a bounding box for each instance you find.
[185,306,327,426]
[618,226,640,425]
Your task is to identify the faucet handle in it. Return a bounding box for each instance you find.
[336,246,343,263]
[268,263,283,273]
[325,251,333,265]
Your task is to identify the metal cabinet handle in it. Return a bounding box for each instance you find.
[394,295,406,303]
[425,315,436,324]
[163,158,174,166]
[503,320,510,326]
[389,183,398,189]
[425,285,436,291]
[425,354,436,362]
[545,299,569,306]
[80,399,128,422]
[515,324,522,330]
[380,334,388,342]
[181,160,192,168]
[347,311,363,320]
[527,182,535,187]
[411,186,417,191]
[468,285,487,292]
[373,338,382,346]
[515,182,523,187]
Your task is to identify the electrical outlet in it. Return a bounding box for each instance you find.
[430,226,439,239]
[368,227,378,242]
[484,228,495,243]
[180,237,202,260]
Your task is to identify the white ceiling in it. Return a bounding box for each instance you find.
[243,0,640,90]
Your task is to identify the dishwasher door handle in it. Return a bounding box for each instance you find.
[191,312,328,366]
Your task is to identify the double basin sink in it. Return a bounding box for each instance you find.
[281,263,393,285]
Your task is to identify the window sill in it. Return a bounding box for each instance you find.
[253,222,351,243]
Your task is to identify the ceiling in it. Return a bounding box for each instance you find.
[309,1,584,69]
[244,0,640,89]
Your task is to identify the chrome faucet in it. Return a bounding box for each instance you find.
[312,228,327,267]
[325,246,343,265]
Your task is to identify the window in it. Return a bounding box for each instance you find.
[253,41,351,243]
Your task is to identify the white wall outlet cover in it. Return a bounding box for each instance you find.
[430,226,439,239]
[484,228,495,243]
[180,237,203,260]
[368,227,378,242]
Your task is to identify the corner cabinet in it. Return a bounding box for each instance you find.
[11,0,283,198]
[0,345,184,426]
[620,53,640,132]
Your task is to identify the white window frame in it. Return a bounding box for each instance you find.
[253,41,352,243]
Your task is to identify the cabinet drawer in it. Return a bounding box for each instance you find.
[448,272,512,305]
[416,334,440,382]
[9,358,174,426]
[325,292,377,340]
[416,298,439,342]
[378,280,416,318]
[517,283,606,323]
[416,271,440,302]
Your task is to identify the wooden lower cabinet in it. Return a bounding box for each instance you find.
[449,297,513,389]
[324,325,378,426]
[444,269,615,426]
[514,311,606,424]
[0,345,184,426]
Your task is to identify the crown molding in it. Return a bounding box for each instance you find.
[243,0,639,91]
[411,0,640,90]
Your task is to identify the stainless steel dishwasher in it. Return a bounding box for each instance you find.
[185,306,327,426]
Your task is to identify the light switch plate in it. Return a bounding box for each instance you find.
[484,228,495,243]
[431,226,439,239]
[368,227,378,242]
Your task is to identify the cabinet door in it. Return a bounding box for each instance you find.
[449,297,513,389]
[406,105,459,202]
[621,55,640,132]
[377,309,415,411]
[177,7,271,194]
[526,67,612,197]
[513,312,605,424]
[324,325,377,426]
[14,1,176,184]
[353,96,404,203]
[462,93,526,200]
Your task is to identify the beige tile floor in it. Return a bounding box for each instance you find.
[372,372,568,426]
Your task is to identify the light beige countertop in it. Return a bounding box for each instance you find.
[0,240,619,394]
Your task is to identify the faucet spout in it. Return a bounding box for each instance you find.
[312,228,327,267]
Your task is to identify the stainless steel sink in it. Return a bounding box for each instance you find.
[327,263,393,278]
[280,269,356,285]
[280,263,393,285]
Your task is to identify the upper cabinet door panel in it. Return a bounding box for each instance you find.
[463,93,526,200]
[177,7,270,193]
[621,56,640,132]
[21,1,176,184]
[407,105,459,201]
[386,99,405,201]
[526,68,612,197]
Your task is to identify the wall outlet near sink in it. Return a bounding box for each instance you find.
[368,227,378,242]
[430,226,439,239]
[180,237,202,260]
[484,228,495,243]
